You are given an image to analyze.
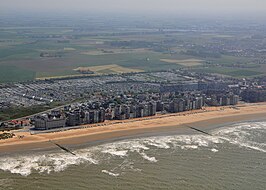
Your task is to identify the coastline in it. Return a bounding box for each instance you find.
[0,103,266,155]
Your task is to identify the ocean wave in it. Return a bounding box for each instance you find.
[102,149,128,157]
[213,121,266,153]
[211,148,219,153]
[0,121,265,176]
[181,145,198,150]
[139,152,157,162]
[0,153,96,176]
[102,170,120,177]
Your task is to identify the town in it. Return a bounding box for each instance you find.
[1,69,265,132]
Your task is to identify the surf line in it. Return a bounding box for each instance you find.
[48,140,76,156]
[184,125,212,136]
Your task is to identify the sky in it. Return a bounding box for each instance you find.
[0,0,265,16]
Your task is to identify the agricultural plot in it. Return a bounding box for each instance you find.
[190,67,264,78]
[0,65,36,82]
[74,64,144,74]
[80,48,150,56]
[0,23,266,83]
[160,59,204,66]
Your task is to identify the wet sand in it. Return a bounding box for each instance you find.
[0,103,265,154]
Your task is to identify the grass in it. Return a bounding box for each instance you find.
[0,106,50,121]
[36,70,77,79]
[0,96,91,121]
[208,55,253,66]
[227,70,263,77]
[0,65,36,83]
[0,102,62,121]
[190,67,263,78]
[0,46,38,60]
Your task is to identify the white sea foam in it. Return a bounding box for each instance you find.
[0,152,98,176]
[181,145,198,150]
[139,152,157,162]
[211,148,219,153]
[0,121,265,176]
[143,137,171,149]
[213,121,266,153]
[102,149,128,157]
[102,170,120,177]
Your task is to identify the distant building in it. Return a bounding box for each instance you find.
[34,114,66,130]
[156,101,165,112]
[66,111,80,126]
[229,95,239,105]
[241,89,266,103]
[149,102,157,116]
[99,109,106,123]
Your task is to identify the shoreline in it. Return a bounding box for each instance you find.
[0,103,266,155]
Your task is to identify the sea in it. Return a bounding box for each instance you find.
[0,121,265,190]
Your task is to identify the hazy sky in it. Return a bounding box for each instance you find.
[1,0,265,15]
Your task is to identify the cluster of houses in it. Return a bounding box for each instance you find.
[33,91,239,130]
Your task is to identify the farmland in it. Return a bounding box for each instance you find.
[0,16,266,83]
[160,59,204,66]
[74,64,144,75]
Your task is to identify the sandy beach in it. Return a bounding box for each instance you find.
[0,103,265,154]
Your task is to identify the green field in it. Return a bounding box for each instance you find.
[0,102,64,121]
[0,26,265,82]
[190,67,264,78]
[0,65,36,82]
